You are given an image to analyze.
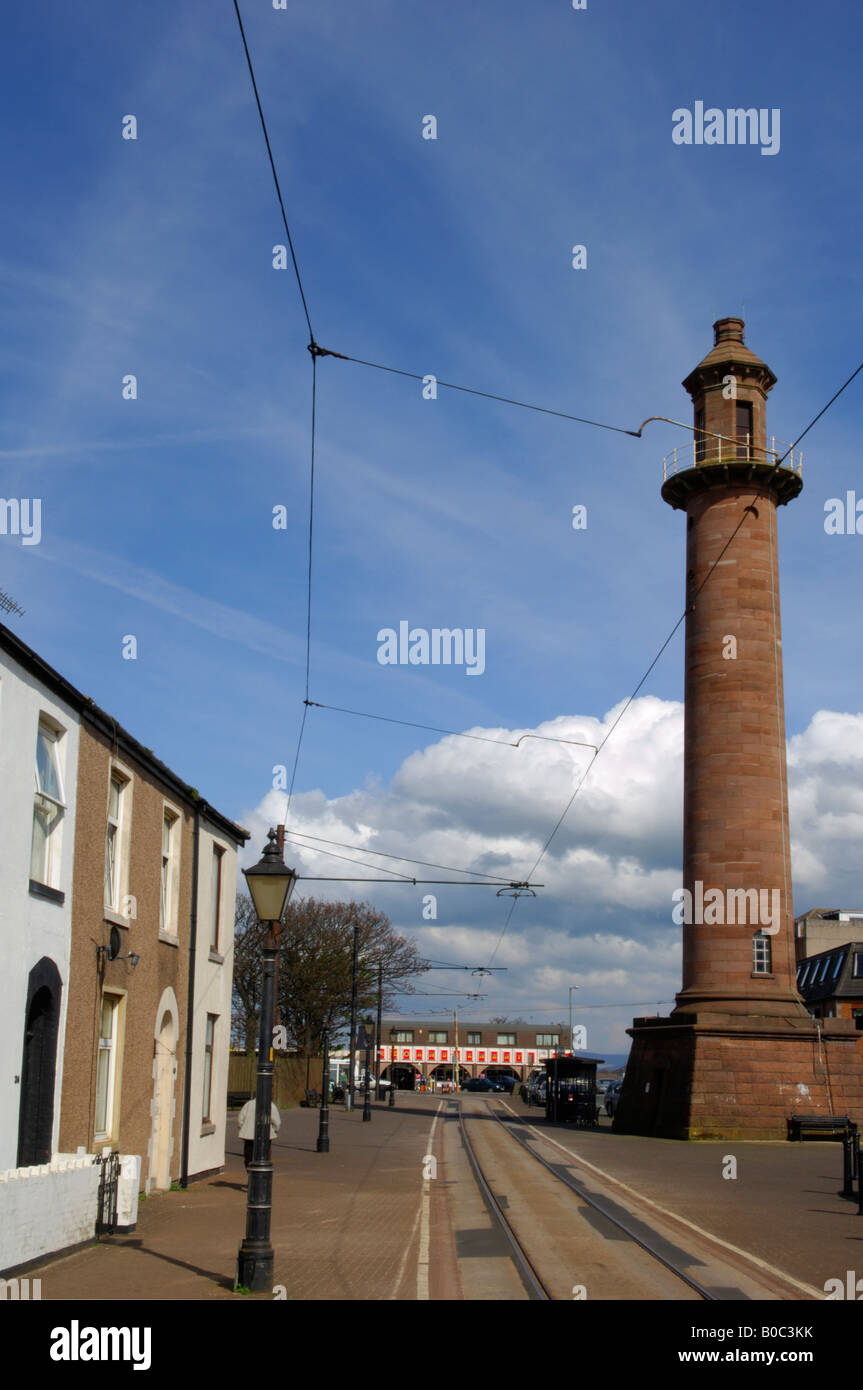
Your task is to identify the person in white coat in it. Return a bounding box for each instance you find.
[237,1098,281,1170]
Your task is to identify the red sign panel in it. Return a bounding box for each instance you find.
[516,1051,523,1063]
[466,1050,474,1062]
[503,1052,511,1063]
[491,1051,498,1063]
[478,1050,486,1063]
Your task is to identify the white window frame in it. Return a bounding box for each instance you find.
[104,763,132,915]
[30,718,66,887]
[160,804,181,937]
[496,1032,516,1046]
[94,991,125,1142]
[210,843,225,952]
[202,1014,217,1123]
[753,933,772,975]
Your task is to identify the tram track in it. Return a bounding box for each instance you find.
[456,1096,818,1301]
[456,1097,552,1300]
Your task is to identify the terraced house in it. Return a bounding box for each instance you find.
[0,623,247,1195]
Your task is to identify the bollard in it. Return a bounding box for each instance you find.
[842,1131,855,1198]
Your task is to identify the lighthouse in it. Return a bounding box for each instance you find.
[616,319,863,1139]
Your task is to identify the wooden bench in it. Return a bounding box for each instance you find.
[787,1114,855,1142]
[300,1089,321,1108]
[227,1091,253,1109]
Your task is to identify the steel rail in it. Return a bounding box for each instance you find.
[485,1100,717,1302]
[455,1100,552,1301]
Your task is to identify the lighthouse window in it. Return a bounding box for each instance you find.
[695,408,706,462]
[752,933,772,974]
[735,402,752,459]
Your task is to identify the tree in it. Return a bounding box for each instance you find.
[231,894,426,1053]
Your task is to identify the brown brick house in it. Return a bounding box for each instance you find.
[56,702,246,1191]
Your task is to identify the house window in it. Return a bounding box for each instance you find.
[832,952,847,978]
[819,956,833,983]
[202,1015,216,1122]
[496,1033,516,1046]
[393,1030,413,1044]
[104,771,130,911]
[160,809,180,935]
[94,993,122,1140]
[210,846,224,951]
[753,933,772,974]
[466,1032,481,1046]
[536,1033,560,1047]
[427,1031,447,1044]
[853,953,863,979]
[30,721,65,887]
[735,401,752,459]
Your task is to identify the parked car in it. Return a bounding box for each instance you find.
[461,1076,504,1092]
[492,1074,516,1093]
[604,1081,623,1116]
[525,1073,547,1107]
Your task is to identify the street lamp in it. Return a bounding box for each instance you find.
[236,829,298,1293]
[568,985,579,1052]
[361,1015,373,1122]
[317,1028,330,1154]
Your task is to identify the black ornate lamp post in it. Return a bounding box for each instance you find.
[362,1016,373,1122]
[236,829,297,1293]
[317,1028,330,1154]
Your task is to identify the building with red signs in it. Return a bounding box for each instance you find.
[378,1019,571,1089]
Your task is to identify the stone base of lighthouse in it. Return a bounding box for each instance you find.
[614,1013,863,1140]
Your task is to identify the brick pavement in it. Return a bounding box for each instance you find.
[30,1098,449,1302]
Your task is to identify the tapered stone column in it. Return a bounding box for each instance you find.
[615,319,863,1139]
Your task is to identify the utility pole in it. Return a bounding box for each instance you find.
[453,1008,459,1093]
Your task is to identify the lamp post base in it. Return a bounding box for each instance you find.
[236,1239,274,1292]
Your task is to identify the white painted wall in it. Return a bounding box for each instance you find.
[0,1153,140,1275]
[0,1156,97,1274]
[0,652,79,1172]
[185,816,238,1180]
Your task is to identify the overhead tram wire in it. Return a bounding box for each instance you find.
[284,829,518,882]
[232,0,320,825]
[232,0,315,343]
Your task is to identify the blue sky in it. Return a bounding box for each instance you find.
[3,2,863,1053]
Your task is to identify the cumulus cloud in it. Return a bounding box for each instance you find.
[239,698,863,1053]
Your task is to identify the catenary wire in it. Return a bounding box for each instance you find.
[232,0,314,342]
[285,829,516,882]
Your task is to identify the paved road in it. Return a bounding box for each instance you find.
[22,1093,860,1301]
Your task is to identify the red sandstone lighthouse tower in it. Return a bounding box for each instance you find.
[616,318,863,1140]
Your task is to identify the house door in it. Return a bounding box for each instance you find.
[151,1013,175,1190]
[17,959,62,1167]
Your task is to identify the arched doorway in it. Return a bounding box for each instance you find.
[17,959,62,1167]
[148,990,178,1192]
